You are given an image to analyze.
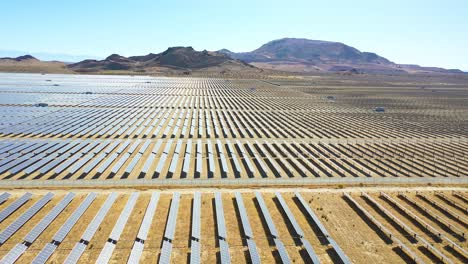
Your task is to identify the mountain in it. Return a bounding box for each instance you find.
[1,39,464,75]
[219,38,463,74]
[0,55,71,73]
[68,47,257,74]
[0,54,39,62]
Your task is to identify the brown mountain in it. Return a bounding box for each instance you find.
[219,38,464,74]
[0,54,40,62]
[0,55,71,73]
[68,47,256,73]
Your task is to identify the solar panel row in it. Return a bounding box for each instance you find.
[64,192,118,264]
[25,192,75,243]
[0,192,53,244]
[254,192,290,263]
[0,193,32,223]
[214,192,230,264]
[32,193,96,264]
[0,192,11,204]
[128,192,160,263]
[96,192,139,264]
[295,192,349,264]
[190,192,201,264]
[235,192,260,264]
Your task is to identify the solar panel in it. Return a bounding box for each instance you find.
[294,192,329,237]
[136,192,160,240]
[139,140,151,154]
[207,141,216,175]
[196,140,203,175]
[110,153,130,175]
[190,241,201,264]
[214,192,227,239]
[23,157,54,175]
[159,240,173,264]
[274,238,291,264]
[236,140,255,175]
[31,242,57,264]
[81,192,118,241]
[301,238,320,264]
[234,192,253,238]
[246,142,268,176]
[246,239,261,264]
[254,192,278,237]
[169,141,183,174]
[295,192,349,263]
[96,243,116,264]
[192,192,201,239]
[63,243,86,264]
[214,192,230,263]
[275,192,304,237]
[328,238,351,264]
[182,140,192,175]
[53,192,96,243]
[0,192,10,204]
[217,140,229,175]
[115,140,131,154]
[140,141,162,176]
[96,192,139,263]
[219,239,231,264]
[25,192,75,243]
[0,243,27,264]
[124,153,142,176]
[82,153,106,174]
[226,141,241,175]
[164,192,181,241]
[0,192,53,244]
[0,193,32,223]
[127,241,145,264]
[155,139,172,175]
[58,153,86,174]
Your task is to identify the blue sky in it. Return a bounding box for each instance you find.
[1,0,467,70]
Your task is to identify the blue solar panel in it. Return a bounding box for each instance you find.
[0,192,53,244]
[0,193,32,223]
[0,192,11,204]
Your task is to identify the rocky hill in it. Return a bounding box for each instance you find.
[219,38,464,74]
[68,47,257,74]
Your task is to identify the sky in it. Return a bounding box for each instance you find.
[1,0,467,70]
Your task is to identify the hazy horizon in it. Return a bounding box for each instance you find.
[1,0,467,70]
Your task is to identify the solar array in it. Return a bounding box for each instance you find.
[0,73,465,184]
[0,72,466,264]
[64,192,118,264]
[295,192,350,264]
[254,191,291,263]
[360,193,454,264]
[31,193,96,264]
[2,192,75,263]
[275,192,320,263]
[0,190,464,263]
[0,192,53,245]
[0,193,32,223]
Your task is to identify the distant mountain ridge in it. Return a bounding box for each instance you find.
[0,55,39,62]
[218,38,464,74]
[68,46,255,73]
[1,38,465,75]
